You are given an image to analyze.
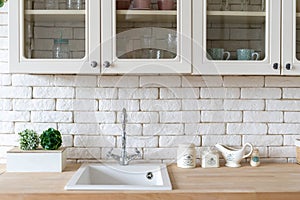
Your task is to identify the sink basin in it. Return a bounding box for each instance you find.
[65,163,172,191]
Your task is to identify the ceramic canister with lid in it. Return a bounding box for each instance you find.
[177,143,196,168]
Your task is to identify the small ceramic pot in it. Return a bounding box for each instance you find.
[158,0,174,10]
[133,0,151,9]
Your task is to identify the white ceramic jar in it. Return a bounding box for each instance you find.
[201,150,219,168]
[177,143,196,169]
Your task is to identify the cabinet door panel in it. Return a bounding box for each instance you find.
[101,0,191,74]
[193,0,281,75]
[282,0,300,75]
[9,0,100,74]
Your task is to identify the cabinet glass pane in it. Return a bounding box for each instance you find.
[23,0,86,59]
[206,0,266,61]
[116,0,178,59]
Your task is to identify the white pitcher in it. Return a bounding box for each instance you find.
[215,143,253,168]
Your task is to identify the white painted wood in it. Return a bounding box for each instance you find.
[101,0,192,74]
[6,147,67,172]
[116,10,177,23]
[282,0,300,75]
[25,10,86,15]
[193,0,281,75]
[24,10,86,22]
[9,0,100,74]
[117,10,177,16]
[207,11,266,24]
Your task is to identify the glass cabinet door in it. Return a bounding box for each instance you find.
[9,0,100,74]
[193,0,281,75]
[101,0,191,74]
[282,0,300,75]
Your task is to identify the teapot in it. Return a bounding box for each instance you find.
[215,143,253,168]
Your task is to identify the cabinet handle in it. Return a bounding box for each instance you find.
[90,61,98,68]
[103,61,111,68]
[286,63,292,70]
[273,63,279,70]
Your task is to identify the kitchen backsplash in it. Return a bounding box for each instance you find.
[0,4,299,164]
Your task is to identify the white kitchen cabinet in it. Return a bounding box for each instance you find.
[193,0,281,75]
[9,0,300,76]
[9,0,100,74]
[282,0,300,75]
[101,0,192,74]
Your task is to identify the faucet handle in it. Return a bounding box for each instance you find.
[134,148,142,157]
[106,148,114,158]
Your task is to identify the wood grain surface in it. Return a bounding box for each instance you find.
[7,147,66,153]
[0,165,5,175]
[0,163,299,200]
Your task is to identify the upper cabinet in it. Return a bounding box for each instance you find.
[7,0,300,75]
[9,0,100,74]
[282,0,300,75]
[193,0,281,75]
[101,0,192,74]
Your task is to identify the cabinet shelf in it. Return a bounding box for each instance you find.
[116,10,177,22]
[24,10,86,22]
[207,11,266,24]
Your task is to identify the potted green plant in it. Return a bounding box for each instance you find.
[7,128,66,172]
[40,128,62,150]
[18,129,40,150]
[0,0,8,8]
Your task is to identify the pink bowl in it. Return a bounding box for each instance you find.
[116,0,131,10]
[133,0,151,9]
[158,0,174,10]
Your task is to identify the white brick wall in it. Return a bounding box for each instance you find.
[33,87,74,98]
[12,75,53,86]
[1,8,300,164]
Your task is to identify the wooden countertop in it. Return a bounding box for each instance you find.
[0,163,300,200]
[0,165,5,175]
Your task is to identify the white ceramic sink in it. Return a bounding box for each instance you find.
[65,163,172,191]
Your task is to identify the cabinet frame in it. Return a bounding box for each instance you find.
[281,0,300,75]
[9,0,100,74]
[9,0,300,76]
[101,0,192,74]
[192,0,281,75]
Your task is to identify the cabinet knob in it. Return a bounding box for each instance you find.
[103,61,111,68]
[273,63,279,70]
[286,63,292,70]
[90,61,98,68]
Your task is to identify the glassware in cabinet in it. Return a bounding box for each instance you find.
[9,0,100,74]
[101,0,192,74]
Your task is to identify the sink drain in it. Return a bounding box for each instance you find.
[146,172,153,180]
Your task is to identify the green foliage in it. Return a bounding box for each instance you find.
[18,129,40,150]
[0,0,7,8]
[40,128,62,150]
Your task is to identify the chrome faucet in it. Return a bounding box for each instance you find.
[106,108,141,165]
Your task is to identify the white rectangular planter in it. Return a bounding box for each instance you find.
[7,147,67,172]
